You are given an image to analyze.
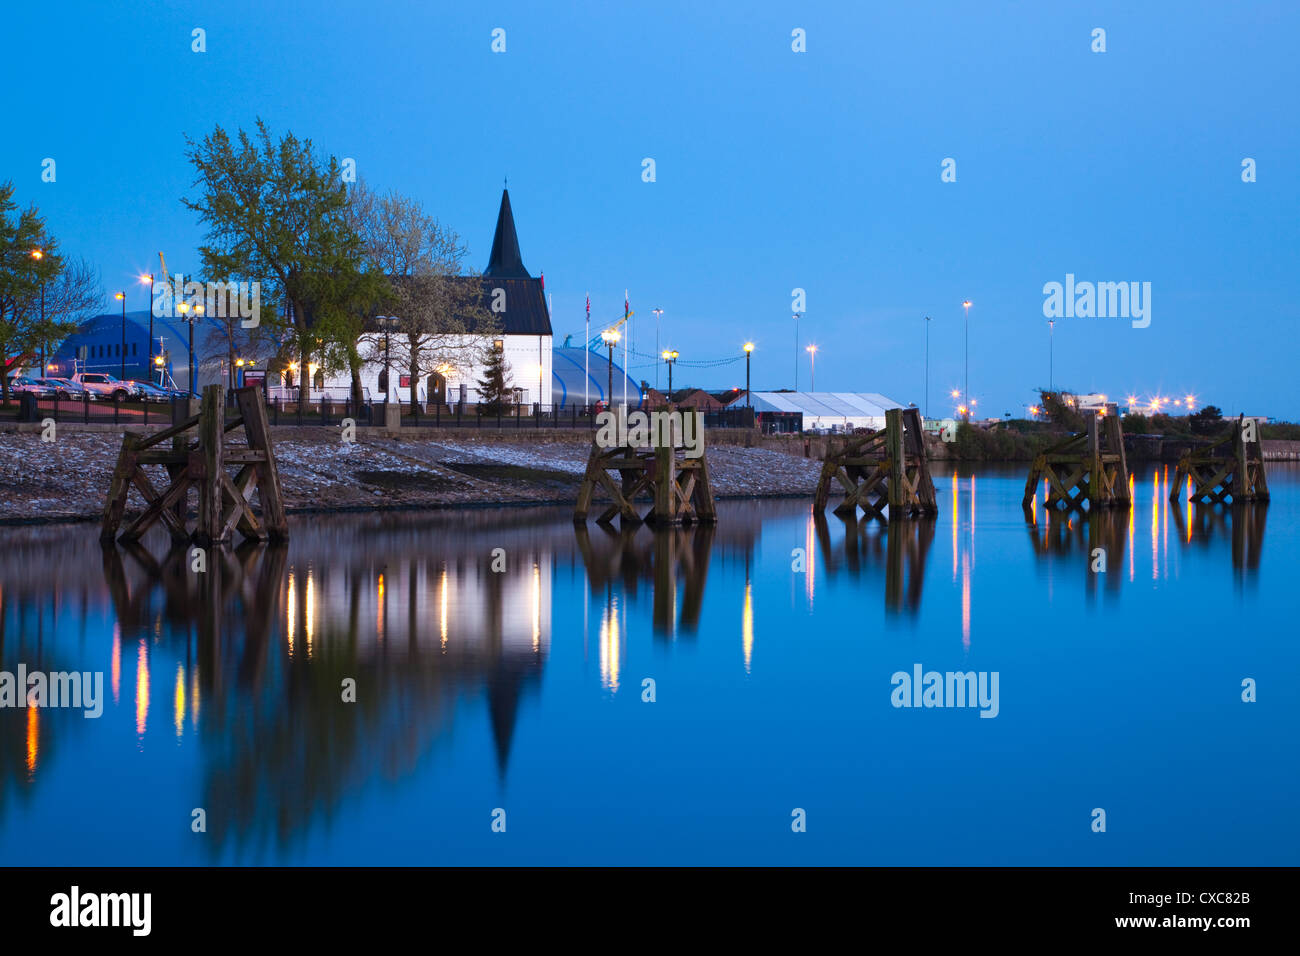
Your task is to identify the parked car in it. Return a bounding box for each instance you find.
[131,381,176,402]
[9,376,55,398]
[70,372,141,401]
[33,377,96,402]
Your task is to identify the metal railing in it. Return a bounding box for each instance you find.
[2,394,761,431]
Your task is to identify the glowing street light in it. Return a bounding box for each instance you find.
[962,299,972,407]
[601,328,620,407]
[743,342,754,409]
[31,249,49,370]
[140,273,155,380]
[114,292,127,379]
[805,343,817,391]
[661,348,679,404]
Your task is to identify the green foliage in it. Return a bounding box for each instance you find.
[1038,390,1086,432]
[949,421,1058,461]
[1261,422,1300,441]
[476,344,513,413]
[184,120,388,394]
[0,182,98,400]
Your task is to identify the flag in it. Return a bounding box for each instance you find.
[586,294,590,319]
[540,270,544,290]
[624,290,629,317]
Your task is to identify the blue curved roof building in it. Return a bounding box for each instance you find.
[551,346,642,408]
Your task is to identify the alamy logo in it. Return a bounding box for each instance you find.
[50,886,151,936]
[890,664,999,718]
[1042,274,1151,329]
[152,273,261,328]
[0,665,103,717]
[595,408,704,459]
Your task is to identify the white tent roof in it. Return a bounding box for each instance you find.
[749,391,906,419]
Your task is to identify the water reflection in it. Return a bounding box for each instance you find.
[1023,466,1268,592]
[1172,502,1269,587]
[811,513,936,615]
[0,471,1288,864]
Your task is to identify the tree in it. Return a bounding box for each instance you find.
[347,180,495,406]
[0,182,101,402]
[184,121,386,403]
[476,343,513,413]
[1190,404,1225,436]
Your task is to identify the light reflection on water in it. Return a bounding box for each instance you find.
[0,463,1296,865]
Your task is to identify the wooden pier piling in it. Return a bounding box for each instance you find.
[573,416,716,527]
[812,407,937,518]
[1022,411,1131,512]
[100,384,289,546]
[1169,415,1269,505]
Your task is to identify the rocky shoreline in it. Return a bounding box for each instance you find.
[0,427,825,525]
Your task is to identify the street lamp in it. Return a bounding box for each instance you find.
[805,343,817,392]
[31,250,46,371]
[652,308,664,391]
[793,313,800,391]
[140,273,154,382]
[114,292,126,379]
[376,316,400,405]
[601,328,619,409]
[923,315,931,420]
[661,349,679,406]
[962,299,972,410]
[178,300,203,397]
[1048,318,1055,392]
[743,342,754,409]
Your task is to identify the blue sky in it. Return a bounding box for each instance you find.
[3,1,1297,417]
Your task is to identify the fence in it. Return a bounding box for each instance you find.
[1,394,760,431]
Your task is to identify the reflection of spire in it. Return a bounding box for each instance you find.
[487,664,523,779]
[486,654,543,781]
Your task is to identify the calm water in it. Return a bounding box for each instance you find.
[1,464,1296,865]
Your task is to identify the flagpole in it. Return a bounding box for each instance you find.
[584,292,589,409]
[623,290,629,410]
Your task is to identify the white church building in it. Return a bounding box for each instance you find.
[288,188,554,407]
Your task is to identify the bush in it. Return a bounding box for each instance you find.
[950,421,1059,461]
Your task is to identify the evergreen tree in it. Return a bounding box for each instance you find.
[476,344,513,413]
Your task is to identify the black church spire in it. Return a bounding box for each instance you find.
[483,188,530,278]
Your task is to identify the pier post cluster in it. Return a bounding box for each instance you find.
[813,408,938,518]
[100,384,289,546]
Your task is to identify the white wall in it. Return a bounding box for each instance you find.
[282,333,553,405]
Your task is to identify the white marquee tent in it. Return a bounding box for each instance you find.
[748,391,907,431]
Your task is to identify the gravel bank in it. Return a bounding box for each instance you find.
[0,429,821,524]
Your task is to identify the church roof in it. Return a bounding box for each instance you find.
[483,189,530,279]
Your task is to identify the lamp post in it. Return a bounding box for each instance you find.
[601,328,619,409]
[743,342,754,408]
[376,316,398,406]
[662,349,678,406]
[114,292,126,379]
[924,315,931,420]
[652,308,664,391]
[962,299,972,411]
[178,300,202,397]
[31,250,45,371]
[1048,318,1055,393]
[805,343,817,392]
[140,273,154,382]
[793,313,800,391]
